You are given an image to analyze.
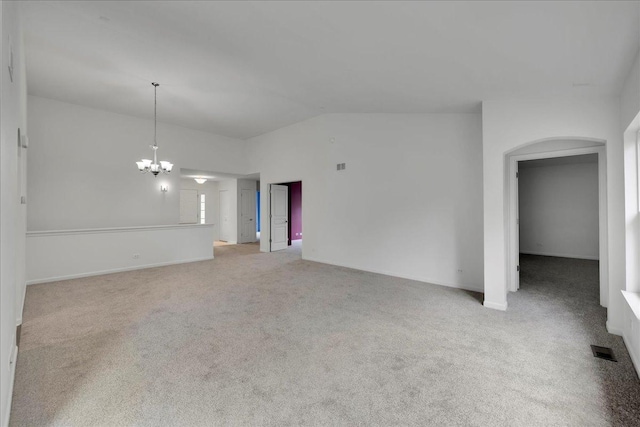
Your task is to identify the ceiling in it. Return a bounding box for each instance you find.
[519,153,598,169]
[22,1,640,139]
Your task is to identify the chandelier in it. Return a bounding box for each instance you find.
[136,82,173,176]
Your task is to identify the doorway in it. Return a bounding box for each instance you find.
[239,187,257,244]
[269,181,302,252]
[508,144,608,309]
[516,154,600,298]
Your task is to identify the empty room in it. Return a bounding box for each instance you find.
[1,1,640,426]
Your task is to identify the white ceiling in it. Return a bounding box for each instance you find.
[22,1,640,139]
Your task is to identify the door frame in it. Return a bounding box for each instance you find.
[507,145,608,307]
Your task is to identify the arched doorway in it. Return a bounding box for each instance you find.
[505,138,608,310]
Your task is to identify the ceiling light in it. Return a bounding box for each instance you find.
[136,82,173,176]
[194,178,207,184]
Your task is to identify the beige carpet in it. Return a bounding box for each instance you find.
[10,246,640,426]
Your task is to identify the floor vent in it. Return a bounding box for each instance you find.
[591,345,617,362]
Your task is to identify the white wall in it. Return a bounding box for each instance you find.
[519,159,599,260]
[27,96,246,231]
[1,2,27,425]
[218,179,238,243]
[180,179,220,240]
[482,97,625,332]
[26,224,213,284]
[246,113,484,291]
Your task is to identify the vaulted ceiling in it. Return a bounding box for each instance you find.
[22,1,640,139]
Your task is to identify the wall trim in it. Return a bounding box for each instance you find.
[26,256,214,285]
[303,255,484,294]
[519,251,599,261]
[483,300,508,311]
[27,223,211,237]
[2,343,18,427]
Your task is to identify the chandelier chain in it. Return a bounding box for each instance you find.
[136,82,172,176]
[153,82,158,147]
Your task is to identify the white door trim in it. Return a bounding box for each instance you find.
[507,145,608,307]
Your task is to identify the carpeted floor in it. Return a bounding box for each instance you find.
[10,247,640,426]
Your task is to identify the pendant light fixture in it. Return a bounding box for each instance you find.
[194,178,207,184]
[136,82,173,176]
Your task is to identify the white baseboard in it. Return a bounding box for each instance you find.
[519,250,599,261]
[483,300,508,311]
[606,320,623,336]
[26,256,214,285]
[2,343,18,427]
[303,256,484,294]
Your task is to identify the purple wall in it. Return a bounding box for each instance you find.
[288,182,302,243]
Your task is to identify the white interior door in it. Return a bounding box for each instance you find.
[270,184,288,251]
[240,188,256,243]
[219,190,231,241]
[179,189,198,224]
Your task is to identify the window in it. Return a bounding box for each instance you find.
[200,194,206,224]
